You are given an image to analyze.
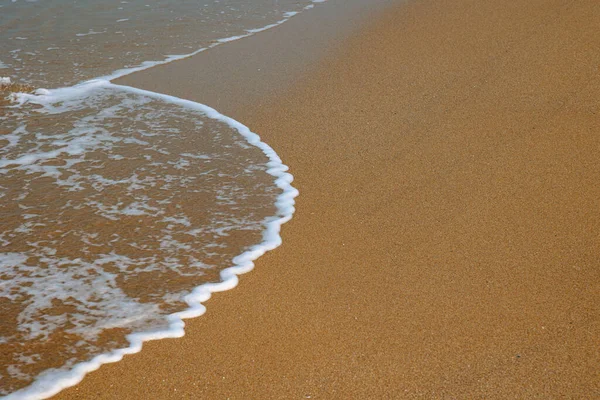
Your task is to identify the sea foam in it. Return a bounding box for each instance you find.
[0,0,332,397]
[3,81,298,400]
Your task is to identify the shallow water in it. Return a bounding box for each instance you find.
[0,0,313,87]
[0,84,279,394]
[0,0,312,396]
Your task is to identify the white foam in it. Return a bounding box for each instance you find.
[0,76,11,85]
[0,0,336,397]
[75,30,106,37]
[4,81,299,400]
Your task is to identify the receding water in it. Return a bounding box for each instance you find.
[0,0,314,396]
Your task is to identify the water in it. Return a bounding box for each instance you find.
[0,0,318,397]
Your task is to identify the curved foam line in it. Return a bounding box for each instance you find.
[4,81,298,400]
[2,0,331,397]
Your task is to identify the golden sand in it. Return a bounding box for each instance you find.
[57,0,599,398]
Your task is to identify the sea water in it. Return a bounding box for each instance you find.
[0,0,319,397]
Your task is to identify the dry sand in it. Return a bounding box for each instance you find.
[57,0,599,398]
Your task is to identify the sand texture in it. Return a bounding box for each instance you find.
[57,0,599,398]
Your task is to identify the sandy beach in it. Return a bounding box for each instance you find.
[56,0,599,398]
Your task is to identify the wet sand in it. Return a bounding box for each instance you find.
[57,0,599,398]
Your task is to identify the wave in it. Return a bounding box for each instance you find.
[0,0,329,398]
[3,80,298,400]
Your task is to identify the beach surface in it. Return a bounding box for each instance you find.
[57,0,599,398]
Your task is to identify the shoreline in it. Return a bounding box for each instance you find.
[113,0,396,119]
[57,0,599,398]
[5,80,298,400]
[4,2,377,397]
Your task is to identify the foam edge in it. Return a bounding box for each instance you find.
[2,0,331,394]
[4,82,298,400]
